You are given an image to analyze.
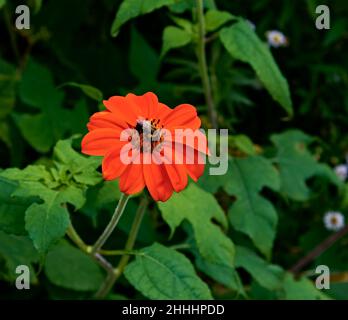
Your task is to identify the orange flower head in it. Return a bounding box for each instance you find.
[81,92,208,201]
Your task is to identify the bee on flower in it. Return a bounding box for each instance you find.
[334,164,348,181]
[265,30,288,48]
[323,211,345,232]
[81,92,208,202]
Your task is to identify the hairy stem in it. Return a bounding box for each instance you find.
[91,193,130,255]
[66,223,115,275]
[66,223,90,252]
[289,224,348,275]
[94,196,149,299]
[196,0,218,129]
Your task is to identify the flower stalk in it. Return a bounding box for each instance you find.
[91,193,130,255]
[94,195,149,299]
[196,0,218,129]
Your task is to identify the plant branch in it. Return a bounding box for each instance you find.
[66,223,90,252]
[91,193,130,255]
[99,249,139,256]
[94,195,149,299]
[289,224,348,275]
[66,223,115,275]
[196,0,218,129]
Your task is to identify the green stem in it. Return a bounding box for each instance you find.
[66,223,91,252]
[94,196,149,299]
[99,249,139,256]
[196,0,218,129]
[66,223,115,275]
[91,193,130,255]
[170,243,192,251]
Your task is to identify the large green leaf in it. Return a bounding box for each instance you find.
[15,60,89,153]
[235,246,283,290]
[111,0,177,37]
[124,243,212,299]
[271,130,341,201]
[158,183,235,269]
[161,26,192,57]
[226,156,280,257]
[129,27,160,85]
[44,241,104,291]
[0,231,39,283]
[220,20,292,116]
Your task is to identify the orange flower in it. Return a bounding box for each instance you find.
[81,92,208,201]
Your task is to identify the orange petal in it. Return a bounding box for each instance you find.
[158,102,172,120]
[143,163,173,202]
[119,163,145,195]
[102,143,128,180]
[103,96,139,125]
[164,163,188,192]
[184,149,205,182]
[162,104,201,130]
[87,111,128,131]
[126,92,159,120]
[81,128,121,156]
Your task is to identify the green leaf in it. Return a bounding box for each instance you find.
[0,231,39,282]
[52,138,102,186]
[19,59,61,109]
[44,241,104,291]
[161,26,192,58]
[124,242,212,299]
[232,134,256,155]
[220,20,292,116]
[0,177,30,235]
[59,82,103,101]
[195,255,245,295]
[16,60,89,152]
[158,183,235,269]
[0,136,102,253]
[0,0,6,10]
[226,156,280,257]
[96,181,122,207]
[111,0,177,37]
[271,130,341,201]
[282,273,330,300]
[33,0,42,13]
[168,0,216,13]
[235,246,283,290]
[24,191,70,253]
[130,27,160,84]
[205,10,235,32]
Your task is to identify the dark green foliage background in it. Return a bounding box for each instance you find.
[0,0,347,300]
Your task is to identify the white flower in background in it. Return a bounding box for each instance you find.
[334,164,348,181]
[323,211,345,231]
[266,30,288,48]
